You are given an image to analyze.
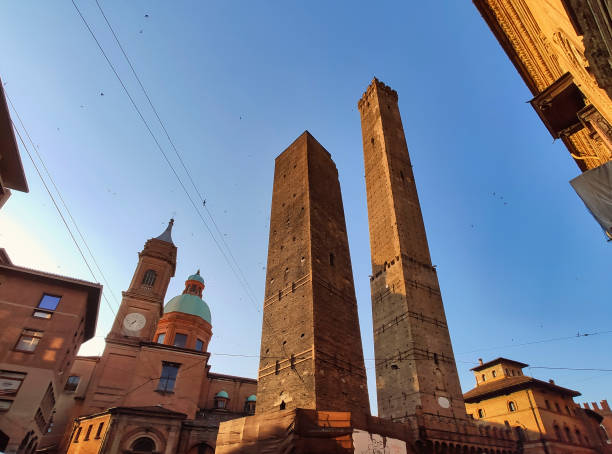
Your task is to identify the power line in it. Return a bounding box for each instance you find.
[70,1,295,381]
[5,92,121,312]
[457,329,612,357]
[10,120,116,317]
[93,0,260,308]
[529,366,612,372]
[70,0,261,318]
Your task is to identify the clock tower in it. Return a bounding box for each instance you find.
[81,220,178,415]
[108,219,177,342]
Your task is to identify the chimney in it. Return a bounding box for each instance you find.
[601,400,610,412]
[549,379,555,384]
[478,358,483,366]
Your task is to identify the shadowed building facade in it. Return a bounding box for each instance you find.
[256,131,370,416]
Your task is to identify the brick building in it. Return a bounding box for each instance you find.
[39,221,256,454]
[464,358,612,454]
[0,249,101,453]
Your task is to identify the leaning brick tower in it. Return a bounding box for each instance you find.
[358,79,468,427]
[255,131,370,416]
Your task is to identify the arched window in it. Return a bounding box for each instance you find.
[142,270,157,287]
[481,374,486,382]
[132,437,156,452]
[508,401,517,412]
[554,424,562,440]
[244,395,256,414]
[215,391,229,409]
[196,444,214,454]
[477,409,485,418]
[564,426,573,443]
[492,370,497,378]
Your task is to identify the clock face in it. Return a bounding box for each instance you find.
[438,396,450,409]
[123,312,146,332]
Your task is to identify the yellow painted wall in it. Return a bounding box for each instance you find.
[66,413,111,454]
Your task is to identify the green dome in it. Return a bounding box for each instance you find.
[187,272,205,284]
[246,394,256,402]
[216,390,229,399]
[164,294,211,324]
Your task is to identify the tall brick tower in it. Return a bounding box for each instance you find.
[358,79,467,425]
[255,131,370,416]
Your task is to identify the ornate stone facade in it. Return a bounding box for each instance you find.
[473,0,612,171]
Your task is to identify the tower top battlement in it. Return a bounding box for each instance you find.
[358,78,398,110]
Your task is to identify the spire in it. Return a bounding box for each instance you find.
[155,218,174,244]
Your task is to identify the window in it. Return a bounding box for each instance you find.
[565,405,572,415]
[545,399,551,409]
[554,424,562,440]
[0,399,13,411]
[195,339,204,351]
[157,362,179,392]
[35,408,47,432]
[575,429,582,444]
[33,310,52,319]
[508,401,517,412]
[492,370,497,377]
[555,402,561,412]
[64,376,80,392]
[73,427,82,443]
[564,426,573,443]
[329,253,335,266]
[244,399,256,414]
[156,333,165,344]
[280,401,286,410]
[15,329,43,352]
[95,422,104,439]
[505,368,510,376]
[84,425,93,441]
[0,370,26,396]
[215,391,229,409]
[142,270,157,287]
[481,374,486,382]
[477,409,485,418]
[132,437,156,452]
[37,294,61,311]
[173,333,187,348]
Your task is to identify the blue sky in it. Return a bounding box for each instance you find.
[0,2,609,414]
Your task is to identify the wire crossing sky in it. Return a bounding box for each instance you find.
[0,2,609,414]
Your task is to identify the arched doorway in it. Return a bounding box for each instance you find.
[188,443,214,454]
[131,436,157,453]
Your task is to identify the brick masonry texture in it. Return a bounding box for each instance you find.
[256,131,370,416]
[358,79,467,424]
